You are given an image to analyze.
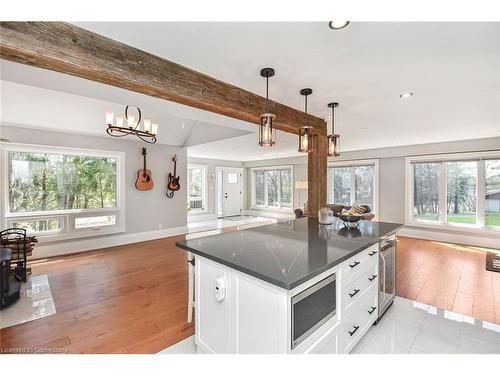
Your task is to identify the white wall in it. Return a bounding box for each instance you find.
[1,125,188,257]
[187,156,244,217]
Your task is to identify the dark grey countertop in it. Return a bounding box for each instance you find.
[176,217,403,290]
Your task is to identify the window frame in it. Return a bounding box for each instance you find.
[405,151,500,234]
[250,165,294,212]
[327,159,379,218]
[1,143,126,242]
[187,164,208,214]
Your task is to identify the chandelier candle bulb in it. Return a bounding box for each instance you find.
[143,119,151,133]
[127,115,136,128]
[151,123,158,135]
[116,116,124,127]
[106,111,114,125]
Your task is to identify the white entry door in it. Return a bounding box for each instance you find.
[217,167,243,217]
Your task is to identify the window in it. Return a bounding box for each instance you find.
[327,161,378,215]
[187,164,207,212]
[485,160,500,227]
[251,166,293,210]
[406,152,500,231]
[3,144,125,241]
[413,162,441,222]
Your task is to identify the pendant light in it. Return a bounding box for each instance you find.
[259,68,276,147]
[327,102,340,157]
[298,88,314,153]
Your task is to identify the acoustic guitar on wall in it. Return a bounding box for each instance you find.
[135,147,154,191]
[166,154,180,198]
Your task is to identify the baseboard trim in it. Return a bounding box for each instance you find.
[398,226,500,250]
[33,225,189,259]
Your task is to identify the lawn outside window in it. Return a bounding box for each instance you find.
[405,151,500,233]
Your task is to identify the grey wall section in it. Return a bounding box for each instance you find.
[377,157,406,223]
[2,125,188,236]
[187,157,244,216]
[243,156,308,211]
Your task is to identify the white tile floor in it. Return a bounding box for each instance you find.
[159,296,500,354]
[0,274,56,329]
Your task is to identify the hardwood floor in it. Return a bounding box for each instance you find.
[396,236,500,324]
[1,233,499,354]
[0,235,194,354]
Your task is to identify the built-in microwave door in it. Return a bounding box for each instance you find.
[291,273,336,349]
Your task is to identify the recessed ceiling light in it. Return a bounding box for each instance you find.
[360,128,368,131]
[400,92,414,98]
[328,21,350,30]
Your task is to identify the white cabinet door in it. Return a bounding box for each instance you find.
[232,275,286,353]
[196,259,231,353]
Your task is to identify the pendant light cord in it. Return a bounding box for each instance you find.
[304,94,308,127]
[331,105,335,134]
[265,76,269,113]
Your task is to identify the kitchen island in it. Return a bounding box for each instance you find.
[176,217,402,354]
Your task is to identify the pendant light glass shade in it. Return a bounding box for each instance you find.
[298,88,314,153]
[259,68,276,147]
[327,134,340,157]
[327,102,340,157]
[259,113,276,147]
[298,126,314,153]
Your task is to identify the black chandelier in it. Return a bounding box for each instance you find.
[298,88,314,153]
[259,67,276,147]
[327,102,340,157]
[106,106,158,144]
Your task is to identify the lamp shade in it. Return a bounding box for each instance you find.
[295,180,308,190]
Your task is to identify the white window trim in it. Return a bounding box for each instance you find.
[327,159,379,219]
[187,164,208,215]
[1,143,126,243]
[405,150,500,235]
[250,165,294,212]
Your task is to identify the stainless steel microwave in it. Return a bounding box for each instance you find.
[291,273,336,349]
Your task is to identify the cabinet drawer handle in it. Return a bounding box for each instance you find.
[368,274,377,282]
[349,261,360,268]
[349,289,360,298]
[348,325,360,336]
[369,251,377,256]
[368,306,377,315]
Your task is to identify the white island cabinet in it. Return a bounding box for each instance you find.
[194,242,380,354]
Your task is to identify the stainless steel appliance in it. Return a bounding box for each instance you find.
[377,235,396,321]
[291,273,336,349]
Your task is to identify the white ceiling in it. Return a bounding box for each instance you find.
[0,62,253,148]
[2,22,500,161]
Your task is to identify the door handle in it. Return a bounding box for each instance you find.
[368,274,377,282]
[369,250,377,256]
[349,289,360,298]
[349,261,360,268]
[348,325,360,336]
[368,306,376,315]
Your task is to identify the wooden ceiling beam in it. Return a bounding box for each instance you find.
[0,22,326,135]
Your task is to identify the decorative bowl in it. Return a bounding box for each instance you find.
[337,213,362,228]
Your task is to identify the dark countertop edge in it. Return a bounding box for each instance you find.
[176,237,386,291]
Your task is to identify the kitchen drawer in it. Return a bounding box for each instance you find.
[340,243,378,282]
[341,264,378,315]
[338,284,378,354]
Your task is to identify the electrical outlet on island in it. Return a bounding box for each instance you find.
[158,223,163,229]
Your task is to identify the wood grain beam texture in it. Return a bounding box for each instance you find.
[0,21,328,215]
[0,22,326,135]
